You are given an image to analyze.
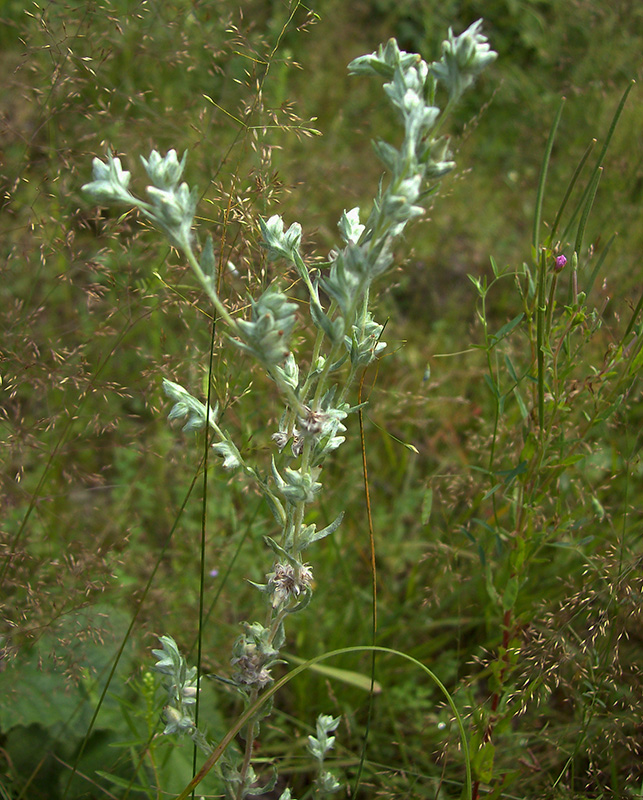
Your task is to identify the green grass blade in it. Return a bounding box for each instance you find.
[585,232,617,296]
[283,653,383,693]
[549,137,595,246]
[173,646,472,800]
[532,96,565,253]
[560,81,634,249]
[624,288,643,340]
[61,466,204,799]
[573,166,602,258]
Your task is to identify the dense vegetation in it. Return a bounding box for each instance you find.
[1,1,642,798]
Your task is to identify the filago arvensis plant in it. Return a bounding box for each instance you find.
[83,21,496,800]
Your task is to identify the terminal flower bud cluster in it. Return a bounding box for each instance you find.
[152,635,199,736]
[233,289,298,366]
[162,378,218,432]
[163,378,243,471]
[308,714,342,795]
[83,149,197,250]
[82,155,135,205]
[429,19,498,102]
[230,621,284,689]
[259,215,303,262]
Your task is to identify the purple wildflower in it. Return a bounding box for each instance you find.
[554,255,567,272]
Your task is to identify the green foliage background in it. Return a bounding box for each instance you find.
[1,1,642,797]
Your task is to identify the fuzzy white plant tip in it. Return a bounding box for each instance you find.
[82,155,135,205]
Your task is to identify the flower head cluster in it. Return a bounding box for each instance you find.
[140,149,196,249]
[346,37,420,80]
[231,653,273,689]
[162,379,244,471]
[267,562,314,608]
[308,714,342,795]
[350,37,446,185]
[320,242,374,317]
[233,288,298,366]
[276,405,347,460]
[346,314,387,367]
[144,181,197,250]
[348,20,496,202]
[211,435,243,471]
[430,19,498,102]
[325,23,495,311]
[260,215,303,262]
[231,621,283,689]
[141,148,186,191]
[163,378,218,432]
[271,460,322,505]
[83,150,197,250]
[82,155,135,205]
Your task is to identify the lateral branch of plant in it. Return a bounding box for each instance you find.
[83,22,496,800]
